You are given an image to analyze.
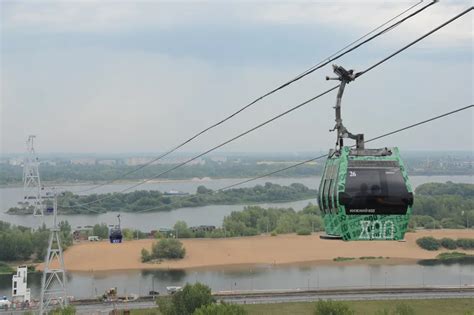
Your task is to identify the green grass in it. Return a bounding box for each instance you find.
[0,262,14,274]
[127,298,474,315]
[436,252,472,260]
[333,257,356,262]
[242,299,474,315]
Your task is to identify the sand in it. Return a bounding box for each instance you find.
[38,230,474,272]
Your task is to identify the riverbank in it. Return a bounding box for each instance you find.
[37,229,474,272]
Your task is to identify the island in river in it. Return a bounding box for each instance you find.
[8,183,316,214]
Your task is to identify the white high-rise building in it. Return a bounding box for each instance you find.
[12,266,30,303]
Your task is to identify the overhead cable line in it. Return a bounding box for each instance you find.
[63,85,339,208]
[108,104,474,213]
[67,104,473,214]
[63,6,472,209]
[218,104,474,191]
[73,0,431,194]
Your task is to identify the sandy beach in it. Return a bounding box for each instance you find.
[39,230,474,272]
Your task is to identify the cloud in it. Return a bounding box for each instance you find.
[2,0,472,50]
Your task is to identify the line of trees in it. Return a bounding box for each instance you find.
[8,182,317,215]
[410,182,474,229]
[0,220,72,262]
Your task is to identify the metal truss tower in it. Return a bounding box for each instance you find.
[23,135,43,216]
[39,189,68,314]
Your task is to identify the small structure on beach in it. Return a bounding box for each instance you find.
[12,266,30,303]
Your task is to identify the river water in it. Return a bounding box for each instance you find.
[1,263,473,300]
[0,176,472,230]
[0,176,473,300]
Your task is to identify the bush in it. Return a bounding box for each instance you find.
[416,237,441,251]
[141,248,152,262]
[297,227,311,235]
[314,300,354,315]
[152,239,186,259]
[193,302,247,315]
[158,283,215,315]
[440,238,457,250]
[456,238,474,249]
[270,231,277,236]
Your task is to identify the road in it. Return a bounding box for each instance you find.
[1,286,473,314]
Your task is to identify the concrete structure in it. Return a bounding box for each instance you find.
[12,266,30,303]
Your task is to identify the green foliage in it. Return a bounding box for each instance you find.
[8,183,317,215]
[49,305,76,315]
[152,239,185,259]
[296,227,311,235]
[392,303,416,315]
[0,262,14,274]
[412,182,474,229]
[456,238,474,249]
[223,205,322,237]
[314,300,354,315]
[92,223,109,239]
[158,283,215,315]
[416,237,441,251]
[0,220,72,262]
[436,252,471,260]
[174,221,193,238]
[417,237,474,251]
[440,238,457,250]
[141,248,152,262]
[193,302,247,315]
[333,257,355,262]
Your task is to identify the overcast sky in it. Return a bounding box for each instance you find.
[1,1,472,155]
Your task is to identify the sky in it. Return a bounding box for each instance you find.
[1,0,473,155]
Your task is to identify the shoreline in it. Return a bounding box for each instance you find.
[2,174,472,189]
[37,230,474,272]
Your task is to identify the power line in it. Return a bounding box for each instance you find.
[68,104,473,214]
[219,104,473,191]
[63,85,339,208]
[355,6,473,78]
[73,0,431,194]
[64,6,472,210]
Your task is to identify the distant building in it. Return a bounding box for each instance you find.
[98,159,117,166]
[12,266,30,303]
[8,158,23,166]
[70,158,96,165]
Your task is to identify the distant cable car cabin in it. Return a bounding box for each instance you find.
[109,214,123,243]
[318,65,413,241]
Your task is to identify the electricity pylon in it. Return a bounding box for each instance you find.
[23,135,43,216]
[39,189,68,314]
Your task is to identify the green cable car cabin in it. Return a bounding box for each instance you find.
[318,146,413,241]
[319,65,414,241]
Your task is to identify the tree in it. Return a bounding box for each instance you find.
[197,186,213,194]
[92,223,109,239]
[440,238,457,250]
[158,283,215,315]
[194,302,247,315]
[152,239,186,259]
[314,300,354,315]
[174,221,193,238]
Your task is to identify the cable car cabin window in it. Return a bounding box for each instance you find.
[340,165,412,215]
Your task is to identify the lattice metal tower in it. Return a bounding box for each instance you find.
[39,189,68,314]
[23,135,43,216]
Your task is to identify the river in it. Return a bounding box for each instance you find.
[1,263,473,300]
[0,176,472,230]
